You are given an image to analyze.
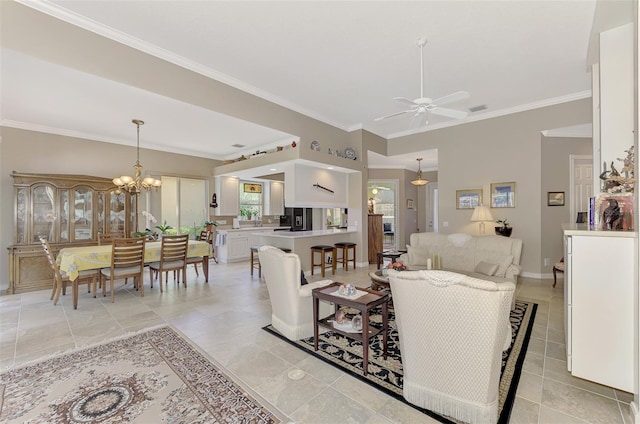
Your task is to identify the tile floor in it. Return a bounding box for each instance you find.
[0,259,635,423]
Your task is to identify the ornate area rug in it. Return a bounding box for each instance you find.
[264,300,537,424]
[0,326,283,423]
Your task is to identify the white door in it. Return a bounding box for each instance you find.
[570,155,593,223]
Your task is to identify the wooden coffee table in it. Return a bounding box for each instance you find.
[312,282,390,376]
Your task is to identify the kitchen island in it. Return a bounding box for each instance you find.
[216,227,290,263]
[257,227,358,272]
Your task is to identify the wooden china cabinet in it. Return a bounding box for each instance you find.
[7,172,134,294]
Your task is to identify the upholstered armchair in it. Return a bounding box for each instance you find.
[259,245,334,340]
[388,269,515,424]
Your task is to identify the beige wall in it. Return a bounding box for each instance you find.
[386,98,592,277]
[541,136,592,275]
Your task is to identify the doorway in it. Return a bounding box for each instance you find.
[368,181,398,250]
[569,155,593,224]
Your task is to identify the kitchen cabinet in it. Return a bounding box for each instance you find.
[217,230,249,263]
[215,176,239,216]
[266,181,284,216]
[7,172,134,294]
[368,214,383,263]
[563,227,634,391]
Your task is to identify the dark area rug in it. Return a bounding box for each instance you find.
[1,325,283,423]
[264,300,537,424]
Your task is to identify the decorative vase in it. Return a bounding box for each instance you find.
[495,227,513,237]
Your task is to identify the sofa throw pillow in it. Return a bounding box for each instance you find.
[407,245,430,266]
[495,255,514,277]
[474,261,499,276]
[300,271,309,285]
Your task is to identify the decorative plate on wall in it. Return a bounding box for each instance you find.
[310,140,321,151]
[345,147,357,160]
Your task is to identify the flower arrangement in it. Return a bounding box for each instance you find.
[155,220,173,234]
[386,261,407,271]
[496,219,510,229]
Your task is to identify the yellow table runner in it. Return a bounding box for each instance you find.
[57,240,210,281]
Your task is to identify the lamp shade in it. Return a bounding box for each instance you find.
[471,205,494,222]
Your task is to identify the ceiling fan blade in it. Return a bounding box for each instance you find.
[431,107,468,119]
[431,91,470,107]
[373,109,413,122]
[393,97,419,107]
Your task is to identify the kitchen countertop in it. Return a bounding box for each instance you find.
[217,226,290,233]
[257,227,357,238]
[562,223,635,238]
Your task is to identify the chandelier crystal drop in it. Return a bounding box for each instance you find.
[112,119,161,193]
[411,158,429,186]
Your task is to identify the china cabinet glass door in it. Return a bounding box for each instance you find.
[32,184,55,242]
[73,187,93,241]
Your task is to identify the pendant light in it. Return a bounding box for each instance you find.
[112,119,162,193]
[411,158,428,186]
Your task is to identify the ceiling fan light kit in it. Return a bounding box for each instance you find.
[375,37,470,128]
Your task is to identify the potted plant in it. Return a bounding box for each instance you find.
[204,220,218,231]
[155,220,173,237]
[495,219,513,237]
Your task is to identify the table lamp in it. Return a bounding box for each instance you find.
[471,205,494,234]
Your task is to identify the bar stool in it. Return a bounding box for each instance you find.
[334,242,357,271]
[250,246,262,278]
[310,245,336,278]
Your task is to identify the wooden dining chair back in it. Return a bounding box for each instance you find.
[99,237,146,303]
[39,237,96,309]
[98,232,125,245]
[149,234,189,292]
[186,230,211,277]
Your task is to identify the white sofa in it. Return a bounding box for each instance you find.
[399,232,522,284]
[388,269,515,424]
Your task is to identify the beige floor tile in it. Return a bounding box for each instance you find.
[509,396,540,424]
[253,369,328,415]
[332,373,392,412]
[544,357,616,399]
[539,405,590,423]
[541,379,624,424]
[289,387,375,423]
[516,370,543,403]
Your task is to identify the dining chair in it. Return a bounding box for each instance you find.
[39,237,96,309]
[98,237,146,303]
[186,230,211,277]
[149,234,189,292]
[97,232,125,245]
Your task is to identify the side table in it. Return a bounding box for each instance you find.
[312,282,389,376]
[376,250,407,269]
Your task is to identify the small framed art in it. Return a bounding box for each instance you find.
[547,192,565,206]
[456,189,482,209]
[406,199,414,209]
[490,182,516,208]
[243,183,262,193]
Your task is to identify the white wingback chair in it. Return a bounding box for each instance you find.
[388,270,515,424]
[259,245,334,340]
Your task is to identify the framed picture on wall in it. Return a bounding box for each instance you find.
[490,182,516,208]
[243,183,262,193]
[406,199,414,209]
[456,189,482,209]
[547,192,565,206]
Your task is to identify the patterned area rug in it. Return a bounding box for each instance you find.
[0,326,283,423]
[264,300,537,424]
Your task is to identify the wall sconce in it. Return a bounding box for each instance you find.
[209,193,218,208]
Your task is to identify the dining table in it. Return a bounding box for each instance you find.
[57,239,211,282]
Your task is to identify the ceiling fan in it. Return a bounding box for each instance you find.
[374,37,470,128]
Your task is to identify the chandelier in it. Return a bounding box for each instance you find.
[112,119,161,193]
[411,158,429,186]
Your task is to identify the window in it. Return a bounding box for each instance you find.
[239,181,263,220]
[157,176,208,238]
